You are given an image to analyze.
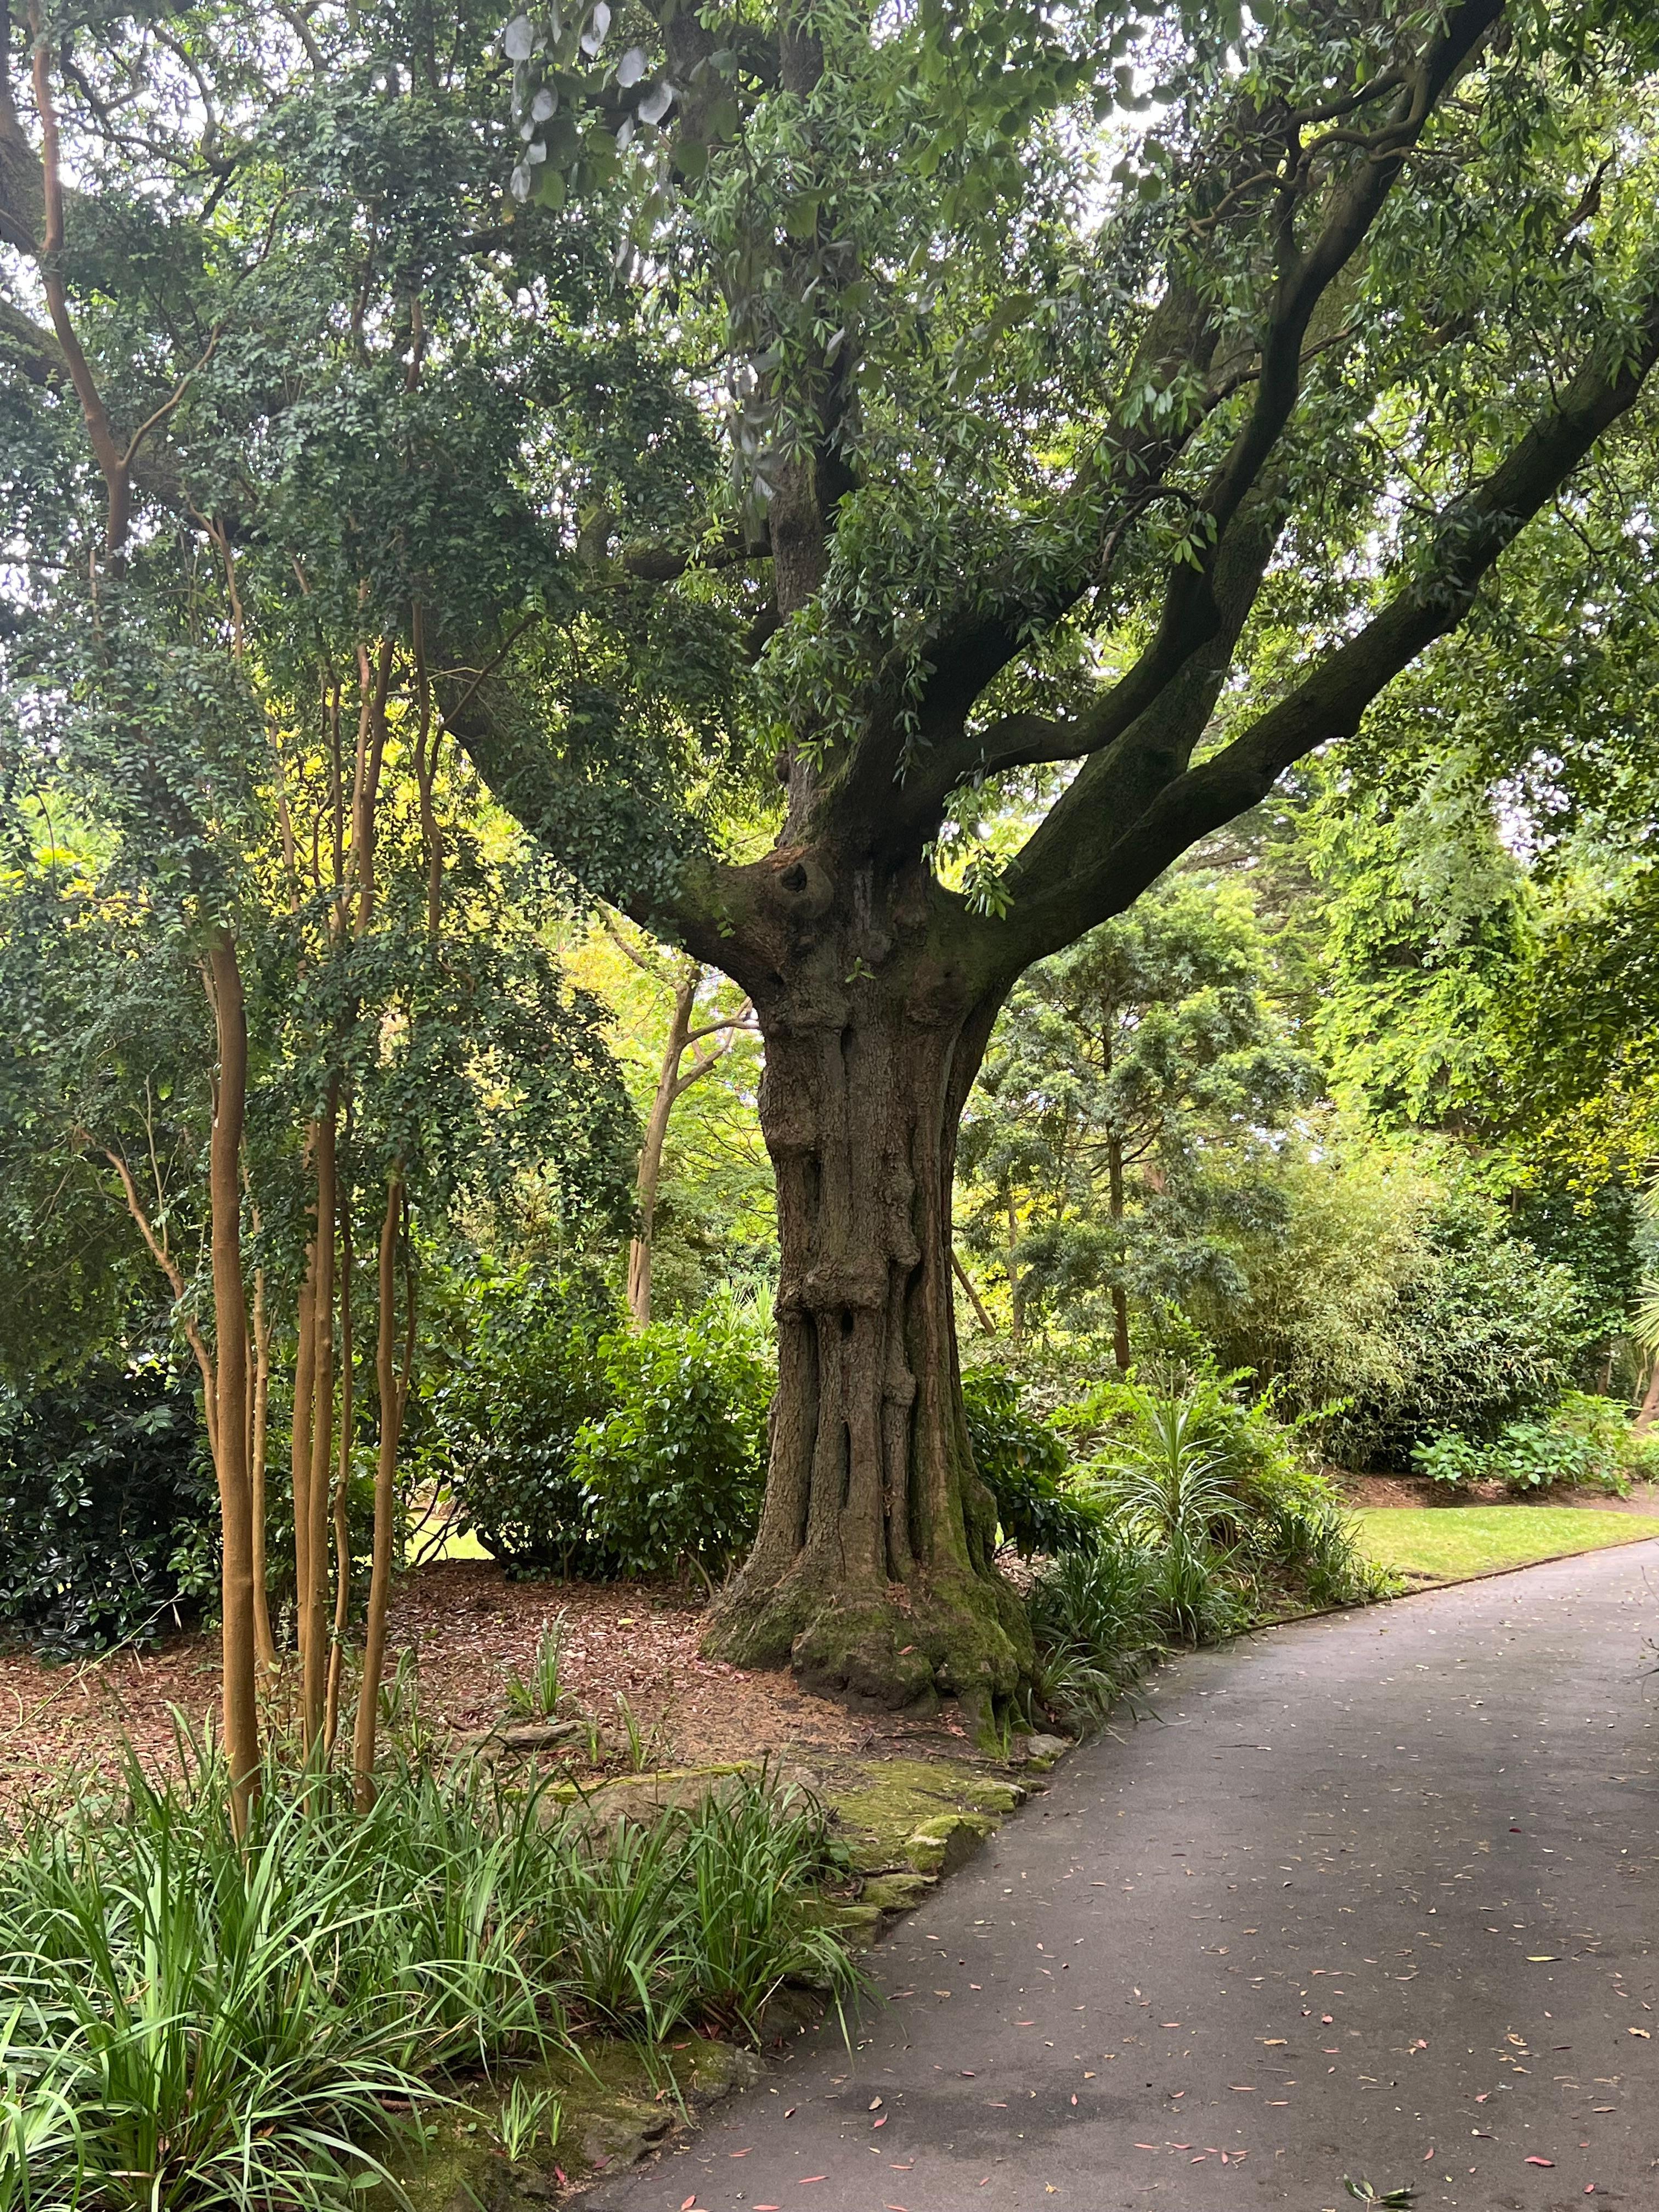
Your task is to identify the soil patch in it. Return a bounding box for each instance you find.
[1340,1470,1659,1514]
[0,1559,982,1815]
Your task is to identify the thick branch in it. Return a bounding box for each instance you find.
[833,0,1502,848]
[997,288,1659,973]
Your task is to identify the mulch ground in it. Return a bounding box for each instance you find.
[0,1562,955,1818]
[1340,1471,1659,1512]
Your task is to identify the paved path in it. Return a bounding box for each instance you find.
[596,1544,1659,2212]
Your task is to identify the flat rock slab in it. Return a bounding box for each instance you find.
[589,1539,1659,2210]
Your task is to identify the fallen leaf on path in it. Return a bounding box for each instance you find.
[874,2115,888,2128]
[870,2097,883,2110]
[1628,2028,1651,2038]
[1525,2157,1555,2166]
[681,2198,697,2209]
[1424,2148,1435,2162]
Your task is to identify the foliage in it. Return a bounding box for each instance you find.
[572,1311,772,1579]
[0,1746,859,2212]
[1091,1385,1250,1642]
[958,875,1320,1351]
[961,1368,1100,1558]
[1026,1373,1390,1728]
[1413,1390,1642,1496]
[1026,1533,1160,1734]
[425,1266,620,1577]
[1333,1192,1590,1466]
[0,1362,211,1654]
[504,1618,569,1720]
[433,1277,771,1580]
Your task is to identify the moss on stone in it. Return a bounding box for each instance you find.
[826,1755,1025,1876]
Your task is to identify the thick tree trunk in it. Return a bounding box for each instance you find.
[701,871,1030,1727]
[206,930,259,1833]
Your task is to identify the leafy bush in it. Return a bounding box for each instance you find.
[962,1367,1101,1557]
[426,1265,620,1576]
[1064,1372,1390,1632]
[1414,1390,1636,1496]
[432,1272,772,1581]
[0,1361,211,1652]
[1092,1385,1250,1643]
[1026,1531,1159,1732]
[0,1748,859,2212]
[573,1311,771,1578]
[1330,1193,1589,1467]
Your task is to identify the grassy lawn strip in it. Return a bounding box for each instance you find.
[1357,1505,1658,1585]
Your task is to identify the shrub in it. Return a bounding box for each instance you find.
[0,1360,211,1652]
[961,1368,1101,1557]
[573,1311,772,1579]
[1414,1390,1636,1496]
[1331,1193,1589,1467]
[427,1266,620,1577]
[1026,1531,1159,1731]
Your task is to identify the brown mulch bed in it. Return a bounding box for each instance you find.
[0,1561,947,1817]
[1338,1470,1659,1514]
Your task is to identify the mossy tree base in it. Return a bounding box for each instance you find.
[704,1562,1032,1732]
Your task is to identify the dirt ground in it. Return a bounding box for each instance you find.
[1339,1471,1659,1513]
[0,1561,967,1816]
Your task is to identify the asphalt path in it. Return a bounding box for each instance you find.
[594,1542,1659,2212]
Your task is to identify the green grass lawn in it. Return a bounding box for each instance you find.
[1357,1504,1659,1584]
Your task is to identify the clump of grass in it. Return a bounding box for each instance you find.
[504,1616,568,1720]
[0,1741,860,2212]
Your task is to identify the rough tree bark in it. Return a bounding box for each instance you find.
[674,853,1030,1719]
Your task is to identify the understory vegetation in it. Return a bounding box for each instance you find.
[0,1747,857,2212]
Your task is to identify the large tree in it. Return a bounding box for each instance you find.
[438,0,1659,1717]
[8,0,1659,1725]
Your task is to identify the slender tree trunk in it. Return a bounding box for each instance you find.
[701,871,1029,1730]
[301,1094,337,1754]
[1106,1127,1131,1374]
[290,1261,316,1668]
[1004,1189,1024,1354]
[628,969,698,1327]
[249,1266,277,1673]
[1634,1359,1659,1436]
[206,930,259,1833]
[354,1170,405,1807]
[951,1249,997,1339]
[324,1185,354,1758]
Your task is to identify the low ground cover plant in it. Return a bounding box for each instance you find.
[1413,1389,1659,1494]
[0,1746,857,2212]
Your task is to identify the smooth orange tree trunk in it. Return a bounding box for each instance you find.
[206,930,259,1832]
[353,1171,405,1805]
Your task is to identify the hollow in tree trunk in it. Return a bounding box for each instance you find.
[700,860,1030,1728]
